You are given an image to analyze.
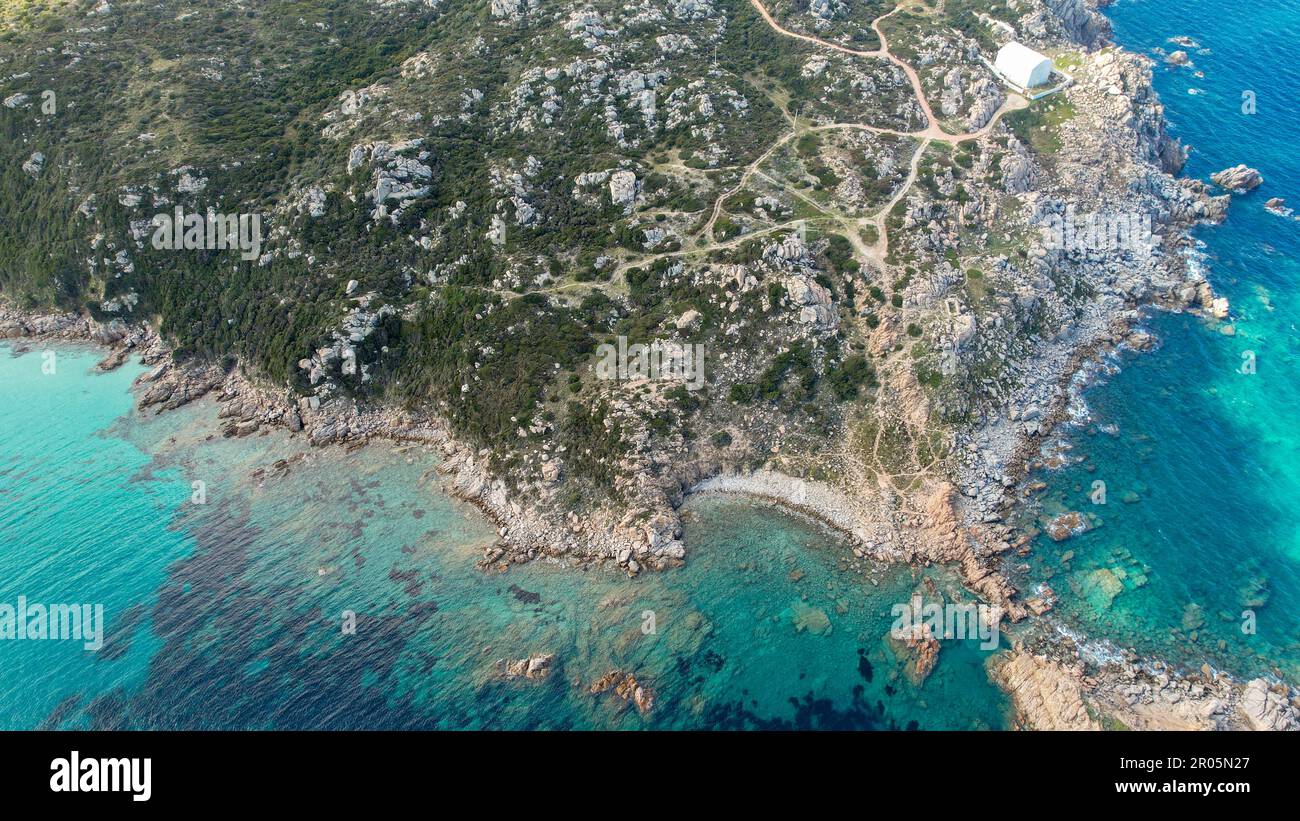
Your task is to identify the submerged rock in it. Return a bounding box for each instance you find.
[791,600,832,636]
[1076,567,1124,611]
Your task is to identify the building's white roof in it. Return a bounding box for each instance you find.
[995,42,1053,89]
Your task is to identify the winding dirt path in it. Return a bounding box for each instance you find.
[701,126,801,244]
[748,0,1026,142]
[620,0,1030,277]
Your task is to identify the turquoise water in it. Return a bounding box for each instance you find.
[1010,0,1300,682]
[0,346,190,728]
[0,344,1009,729]
[6,0,1294,729]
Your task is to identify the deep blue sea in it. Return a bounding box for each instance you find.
[1,0,1296,729]
[1010,0,1300,681]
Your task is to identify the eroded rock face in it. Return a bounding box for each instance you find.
[1211,164,1264,193]
[993,650,1100,730]
[1239,678,1300,731]
[1041,0,1112,48]
[609,170,638,213]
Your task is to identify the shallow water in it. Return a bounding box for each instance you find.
[0,344,1009,729]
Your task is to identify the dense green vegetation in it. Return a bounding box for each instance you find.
[1,0,917,497]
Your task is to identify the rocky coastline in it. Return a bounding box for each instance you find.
[993,636,1299,731]
[14,299,1296,731]
[0,303,676,578]
[5,0,1297,731]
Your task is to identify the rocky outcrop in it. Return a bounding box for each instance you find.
[1045,511,1089,541]
[5,0,1289,735]
[889,624,941,687]
[1039,0,1112,49]
[993,649,1100,730]
[920,482,1024,621]
[782,273,838,329]
[502,652,554,681]
[348,140,433,222]
[1211,164,1264,193]
[0,308,91,340]
[1239,678,1300,731]
[608,170,638,213]
[1265,197,1293,217]
[21,151,44,178]
[589,669,655,714]
[994,636,1293,731]
[0,307,157,373]
[137,361,227,413]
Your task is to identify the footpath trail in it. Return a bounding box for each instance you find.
[609,0,1031,279]
[748,0,1026,143]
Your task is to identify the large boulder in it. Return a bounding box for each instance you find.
[609,170,638,213]
[1239,678,1299,731]
[1211,164,1264,193]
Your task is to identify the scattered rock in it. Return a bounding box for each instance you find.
[1045,511,1089,542]
[589,669,654,714]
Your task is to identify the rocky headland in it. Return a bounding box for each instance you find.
[4,0,1294,730]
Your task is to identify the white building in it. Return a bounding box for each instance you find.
[994,42,1054,89]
